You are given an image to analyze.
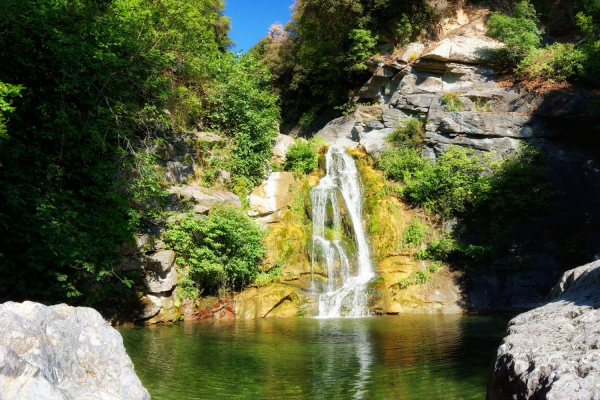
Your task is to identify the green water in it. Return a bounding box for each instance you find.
[119,315,508,400]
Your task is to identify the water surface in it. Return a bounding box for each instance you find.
[120,315,508,399]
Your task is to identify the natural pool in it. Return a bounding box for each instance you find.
[120,315,509,400]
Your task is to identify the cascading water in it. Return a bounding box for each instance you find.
[310,145,374,318]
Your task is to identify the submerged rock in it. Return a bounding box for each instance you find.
[0,301,149,400]
[488,261,600,399]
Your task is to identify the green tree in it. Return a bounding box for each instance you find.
[164,206,266,298]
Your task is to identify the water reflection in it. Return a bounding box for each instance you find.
[119,315,509,400]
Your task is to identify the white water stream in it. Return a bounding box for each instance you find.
[310,145,374,318]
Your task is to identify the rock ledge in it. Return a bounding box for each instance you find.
[487,260,600,399]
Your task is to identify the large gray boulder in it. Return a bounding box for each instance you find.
[488,260,600,399]
[0,302,149,400]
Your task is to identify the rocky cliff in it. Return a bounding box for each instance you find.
[488,260,600,399]
[0,301,149,400]
[313,7,600,313]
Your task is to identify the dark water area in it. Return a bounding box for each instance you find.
[119,315,509,399]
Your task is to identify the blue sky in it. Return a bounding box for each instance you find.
[225,0,294,52]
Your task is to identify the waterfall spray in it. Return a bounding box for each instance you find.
[310,145,374,317]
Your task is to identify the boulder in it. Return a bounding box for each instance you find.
[134,291,176,321]
[488,261,600,399]
[272,134,295,164]
[144,266,177,294]
[421,36,503,64]
[249,172,296,223]
[382,108,414,128]
[167,184,242,210]
[0,302,150,400]
[145,250,175,273]
[359,128,394,157]
[316,116,359,146]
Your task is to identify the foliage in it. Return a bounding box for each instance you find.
[201,53,280,185]
[473,98,493,112]
[403,219,428,248]
[576,12,600,84]
[284,138,325,175]
[517,43,586,83]
[377,147,429,183]
[0,0,277,304]
[397,261,442,289]
[415,236,454,261]
[0,81,24,139]
[441,92,463,112]
[386,118,425,149]
[487,0,542,67]
[164,206,266,298]
[347,29,378,71]
[251,0,441,126]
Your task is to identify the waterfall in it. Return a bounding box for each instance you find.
[310,145,374,318]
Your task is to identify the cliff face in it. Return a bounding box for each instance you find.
[488,261,600,399]
[313,7,600,313]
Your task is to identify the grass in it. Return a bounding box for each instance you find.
[441,91,463,112]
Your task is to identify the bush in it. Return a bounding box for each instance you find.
[441,92,463,112]
[403,219,428,248]
[517,43,586,82]
[377,147,430,183]
[164,205,266,298]
[487,0,542,67]
[284,139,319,174]
[386,118,425,149]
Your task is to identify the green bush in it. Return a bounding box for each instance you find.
[441,92,463,112]
[576,12,600,84]
[415,237,454,261]
[164,205,266,298]
[487,0,542,67]
[517,43,586,82]
[377,147,430,183]
[285,139,319,174]
[386,118,425,149]
[403,219,428,248]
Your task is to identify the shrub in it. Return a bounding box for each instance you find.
[517,43,586,83]
[285,139,319,174]
[441,92,463,111]
[377,147,430,183]
[487,0,542,67]
[347,29,378,71]
[473,98,493,112]
[386,118,425,149]
[164,205,266,298]
[403,219,428,248]
[415,236,454,261]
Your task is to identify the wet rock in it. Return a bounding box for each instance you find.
[134,292,176,321]
[488,261,600,399]
[145,250,175,273]
[0,301,150,399]
[234,285,317,319]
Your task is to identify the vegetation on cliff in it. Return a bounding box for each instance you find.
[0,0,278,304]
[251,0,441,128]
[488,0,600,86]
